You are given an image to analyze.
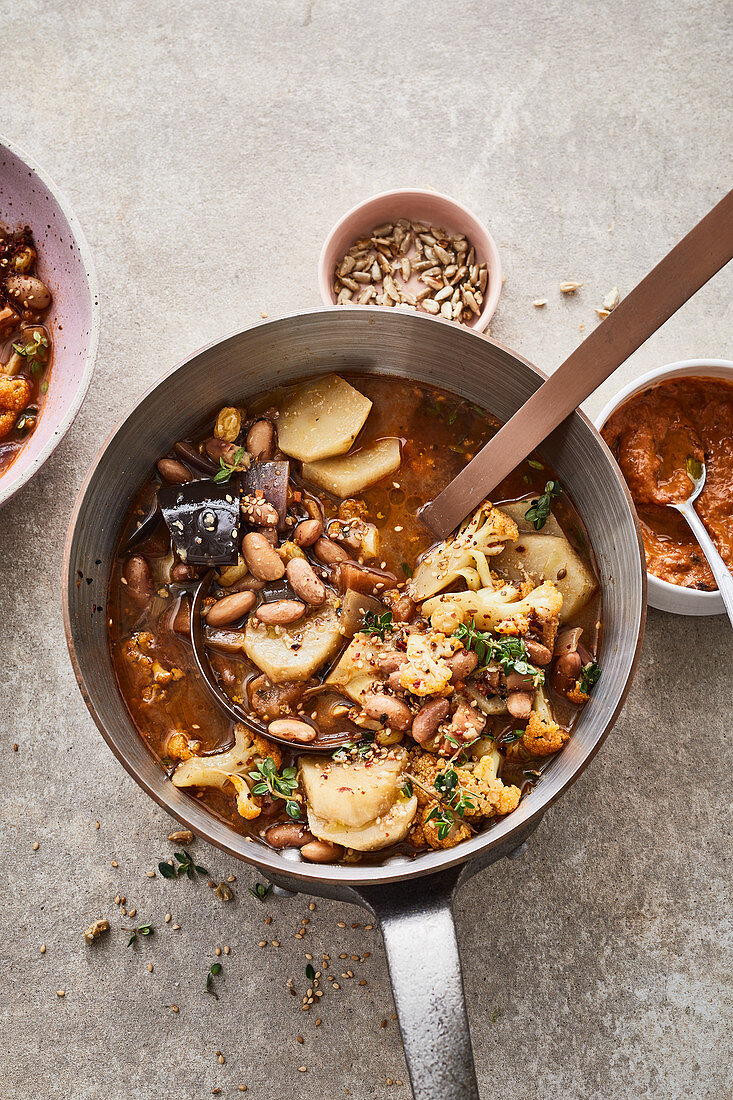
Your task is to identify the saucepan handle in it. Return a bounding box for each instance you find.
[355,870,479,1100]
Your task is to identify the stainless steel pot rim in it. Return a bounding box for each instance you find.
[64,306,647,887]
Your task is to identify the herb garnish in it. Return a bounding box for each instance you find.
[524,480,563,530]
[578,661,602,694]
[125,924,154,947]
[305,963,315,982]
[497,729,524,747]
[206,962,222,997]
[400,780,414,798]
[248,757,301,819]
[685,456,703,482]
[455,622,545,686]
[400,562,413,577]
[361,610,393,640]
[213,445,246,483]
[249,881,273,902]
[527,459,544,470]
[332,732,375,762]
[12,330,48,375]
[158,850,208,879]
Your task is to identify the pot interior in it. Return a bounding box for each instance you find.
[64,307,645,886]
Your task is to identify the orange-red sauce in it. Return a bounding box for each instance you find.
[602,376,733,590]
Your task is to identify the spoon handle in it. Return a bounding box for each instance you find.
[421,187,733,538]
[677,502,733,626]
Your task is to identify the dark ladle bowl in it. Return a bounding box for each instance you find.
[64,307,646,1100]
[190,569,354,752]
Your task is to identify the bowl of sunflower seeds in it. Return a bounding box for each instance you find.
[318,188,502,330]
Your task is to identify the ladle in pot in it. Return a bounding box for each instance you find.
[421,187,733,538]
[190,569,355,752]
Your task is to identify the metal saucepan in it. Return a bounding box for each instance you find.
[63,307,646,1100]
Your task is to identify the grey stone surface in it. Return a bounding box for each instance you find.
[1,1,731,1097]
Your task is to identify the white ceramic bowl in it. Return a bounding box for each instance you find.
[596,358,733,616]
[318,188,502,331]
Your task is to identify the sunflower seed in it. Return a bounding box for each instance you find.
[383,275,402,303]
[337,288,353,304]
[602,286,620,310]
[414,286,433,302]
[478,266,488,293]
[399,232,412,255]
[370,261,381,281]
[422,298,440,314]
[351,270,372,284]
[533,298,548,308]
[560,281,583,294]
[422,275,444,291]
[440,301,453,319]
[434,244,453,265]
[400,257,411,281]
[434,284,453,302]
[339,256,356,277]
[595,308,611,319]
[444,264,458,278]
[358,286,376,304]
[372,223,394,237]
[463,288,480,314]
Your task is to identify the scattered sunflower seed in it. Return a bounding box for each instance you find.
[167,830,194,844]
[602,286,620,311]
[533,298,548,308]
[560,281,583,294]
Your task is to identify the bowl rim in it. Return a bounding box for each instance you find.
[594,357,733,610]
[64,307,647,885]
[0,133,100,508]
[317,186,502,330]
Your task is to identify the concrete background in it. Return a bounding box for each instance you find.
[1,1,731,1097]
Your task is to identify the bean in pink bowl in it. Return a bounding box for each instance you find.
[0,135,99,508]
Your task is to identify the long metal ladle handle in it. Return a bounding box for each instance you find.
[421,187,733,538]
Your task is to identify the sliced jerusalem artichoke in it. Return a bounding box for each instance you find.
[244,594,343,682]
[302,437,401,498]
[277,374,373,462]
[299,749,417,851]
[326,632,388,702]
[493,532,597,622]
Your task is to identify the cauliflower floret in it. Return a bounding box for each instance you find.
[171,724,282,821]
[398,631,461,697]
[523,684,569,756]
[407,746,521,851]
[0,375,31,440]
[423,579,563,649]
[411,502,518,600]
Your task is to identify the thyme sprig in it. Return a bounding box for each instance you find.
[405,768,478,841]
[248,757,301,820]
[213,445,246,483]
[125,924,154,947]
[249,881,273,902]
[206,962,223,998]
[12,329,48,375]
[579,661,602,694]
[361,610,393,640]
[455,622,544,686]
[524,480,563,530]
[158,850,208,880]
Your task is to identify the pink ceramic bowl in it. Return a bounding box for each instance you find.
[318,188,502,331]
[0,136,99,508]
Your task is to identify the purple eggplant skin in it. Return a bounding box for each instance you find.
[159,476,241,565]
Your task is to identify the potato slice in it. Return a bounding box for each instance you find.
[299,750,417,851]
[302,437,401,498]
[244,595,343,682]
[277,374,372,462]
[326,633,387,702]
[494,533,597,621]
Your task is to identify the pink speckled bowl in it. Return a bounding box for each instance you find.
[0,136,99,508]
[318,188,502,331]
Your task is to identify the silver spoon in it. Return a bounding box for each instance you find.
[670,458,733,625]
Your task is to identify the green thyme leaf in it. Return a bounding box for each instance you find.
[361,610,393,640]
[248,881,272,902]
[524,480,563,530]
[527,459,544,470]
[578,661,602,694]
[305,963,315,981]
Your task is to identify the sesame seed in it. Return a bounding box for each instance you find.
[165,914,171,923]
[110,860,118,868]
[146,870,156,878]
[40,944,46,954]
[258,941,267,947]
[56,990,65,997]
[32,842,39,851]
[215,948,222,956]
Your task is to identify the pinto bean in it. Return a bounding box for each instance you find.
[412,698,450,744]
[506,691,534,719]
[171,562,196,582]
[362,692,413,731]
[286,557,325,606]
[314,536,349,565]
[294,517,323,547]
[246,419,275,461]
[241,494,280,527]
[205,590,256,626]
[505,670,536,691]
[446,648,478,683]
[204,437,239,464]
[265,823,315,849]
[300,839,344,863]
[553,651,582,695]
[386,670,404,691]
[123,555,153,601]
[5,273,51,311]
[255,599,306,625]
[228,571,266,593]
[243,531,285,581]
[377,651,405,674]
[338,561,398,595]
[268,718,318,743]
[524,638,553,666]
[157,457,192,484]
